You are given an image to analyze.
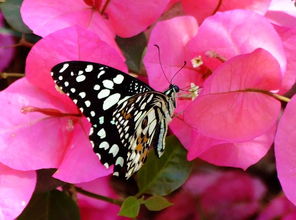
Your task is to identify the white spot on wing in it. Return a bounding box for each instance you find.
[98,89,110,99]
[109,144,119,157]
[85,65,93,72]
[85,100,91,107]
[103,93,121,110]
[58,75,63,80]
[70,88,76,93]
[99,116,104,124]
[97,128,106,139]
[90,111,95,117]
[79,92,86,99]
[59,63,69,73]
[76,75,86,82]
[103,80,114,89]
[115,157,124,167]
[64,81,69,87]
[97,70,105,78]
[113,74,124,84]
[93,84,100,90]
[99,141,109,150]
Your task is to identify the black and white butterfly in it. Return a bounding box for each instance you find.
[51,61,179,179]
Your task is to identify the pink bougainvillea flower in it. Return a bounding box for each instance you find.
[21,0,169,38]
[185,48,282,141]
[156,170,266,220]
[275,96,296,206]
[0,163,36,219]
[144,13,283,168]
[0,13,14,71]
[273,26,296,93]
[186,9,286,73]
[76,177,126,220]
[182,0,271,24]
[258,195,296,220]
[265,0,296,28]
[0,26,127,183]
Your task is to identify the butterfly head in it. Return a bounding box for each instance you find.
[164,84,179,108]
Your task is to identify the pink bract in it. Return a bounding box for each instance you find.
[258,195,296,220]
[182,0,271,24]
[185,49,282,141]
[21,0,169,38]
[275,95,296,206]
[144,15,281,168]
[0,26,129,183]
[187,9,286,73]
[0,78,112,182]
[0,163,36,219]
[274,26,296,93]
[266,0,296,28]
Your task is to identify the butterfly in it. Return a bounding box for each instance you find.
[51,61,179,179]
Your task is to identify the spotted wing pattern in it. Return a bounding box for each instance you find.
[51,61,177,179]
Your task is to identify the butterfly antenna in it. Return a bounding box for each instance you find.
[154,44,170,84]
[170,61,186,84]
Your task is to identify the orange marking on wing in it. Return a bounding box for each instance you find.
[121,110,132,120]
[136,143,143,151]
[140,148,149,162]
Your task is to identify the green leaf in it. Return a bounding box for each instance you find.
[116,33,147,73]
[144,195,172,211]
[137,136,192,196]
[17,190,80,220]
[118,196,141,218]
[0,0,32,33]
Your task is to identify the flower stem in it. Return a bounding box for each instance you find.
[100,0,111,14]
[75,186,123,205]
[0,72,24,79]
[245,88,291,103]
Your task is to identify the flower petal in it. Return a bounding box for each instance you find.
[105,0,170,37]
[144,16,200,92]
[0,163,36,219]
[275,95,296,206]
[53,120,112,183]
[182,0,271,24]
[187,9,286,72]
[185,49,281,141]
[0,78,73,170]
[21,0,116,47]
[198,127,275,169]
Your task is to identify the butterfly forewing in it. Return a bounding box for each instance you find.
[51,61,177,179]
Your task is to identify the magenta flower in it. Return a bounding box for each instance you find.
[0,26,127,183]
[0,163,36,219]
[266,0,296,28]
[0,13,14,71]
[182,0,271,24]
[21,0,169,38]
[144,11,285,168]
[275,96,296,205]
[258,195,296,220]
[156,170,266,220]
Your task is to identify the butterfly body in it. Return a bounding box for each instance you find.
[51,61,178,179]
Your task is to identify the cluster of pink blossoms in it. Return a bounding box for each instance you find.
[0,0,296,218]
